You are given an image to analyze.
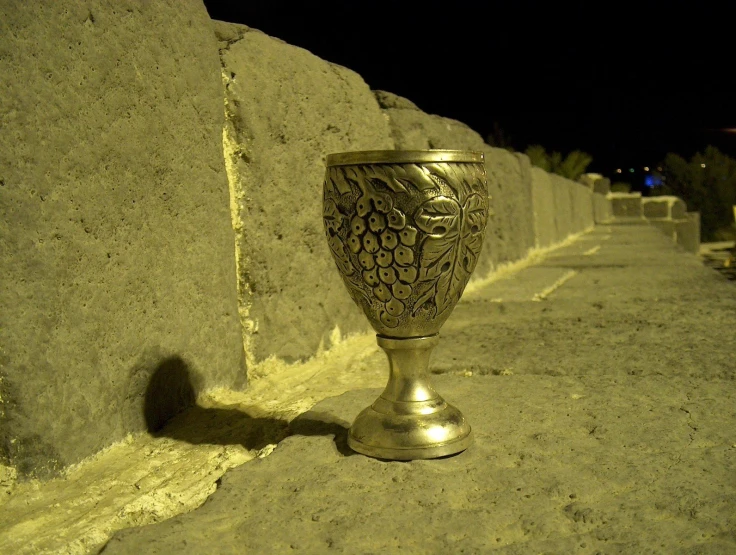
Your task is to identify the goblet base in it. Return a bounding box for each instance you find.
[347,395,473,461]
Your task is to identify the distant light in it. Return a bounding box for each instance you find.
[644,166,649,171]
[645,176,663,188]
[615,168,622,174]
[657,167,663,171]
[701,163,706,168]
[629,168,635,173]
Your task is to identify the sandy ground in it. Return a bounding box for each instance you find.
[2,224,735,554]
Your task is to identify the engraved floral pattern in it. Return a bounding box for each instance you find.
[412,192,487,316]
[323,161,489,334]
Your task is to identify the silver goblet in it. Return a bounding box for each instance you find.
[323,150,489,460]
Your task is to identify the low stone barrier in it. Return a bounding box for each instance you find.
[0,7,629,478]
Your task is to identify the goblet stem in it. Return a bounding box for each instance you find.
[347,334,473,460]
[378,335,441,404]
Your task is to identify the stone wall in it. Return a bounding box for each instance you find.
[375,91,539,273]
[531,169,594,248]
[0,1,246,478]
[215,22,393,365]
[580,175,613,224]
[1,5,631,479]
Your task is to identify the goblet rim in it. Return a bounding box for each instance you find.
[326,149,484,167]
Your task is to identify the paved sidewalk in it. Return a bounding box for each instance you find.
[101,225,736,554]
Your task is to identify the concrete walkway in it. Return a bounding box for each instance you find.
[98,224,736,554]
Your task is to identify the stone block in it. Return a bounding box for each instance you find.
[642,198,670,219]
[571,177,594,233]
[549,174,574,241]
[593,193,613,223]
[375,91,535,275]
[650,220,676,240]
[530,168,557,248]
[578,173,601,189]
[641,196,687,221]
[532,170,593,246]
[593,177,611,195]
[609,193,643,219]
[374,90,486,151]
[676,212,701,254]
[671,198,687,220]
[215,22,393,365]
[0,1,245,477]
[579,173,610,195]
[479,149,535,272]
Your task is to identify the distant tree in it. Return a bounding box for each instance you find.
[525,145,551,172]
[485,122,514,151]
[556,150,593,180]
[524,145,593,181]
[656,146,736,241]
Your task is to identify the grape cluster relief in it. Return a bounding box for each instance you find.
[323,162,489,332]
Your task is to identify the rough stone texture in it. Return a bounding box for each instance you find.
[677,212,701,254]
[100,227,736,554]
[438,226,731,379]
[570,178,595,234]
[375,91,536,275]
[530,168,557,248]
[216,22,393,365]
[549,174,574,241]
[480,149,536,273]
[609,192,644,219]
[530,169,593,248]
[593,192,612,223]
[104,376,736,555]
[0,334,385,555]
[0,1,245,478]
[374,90,487,151]
[553,174,593,239]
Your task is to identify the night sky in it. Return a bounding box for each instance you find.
[203,2,735,191]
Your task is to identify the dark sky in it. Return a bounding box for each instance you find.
[203,2,735,190]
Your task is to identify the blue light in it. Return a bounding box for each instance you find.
[644,176,662,188]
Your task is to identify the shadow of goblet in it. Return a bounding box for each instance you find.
[143,356,354,457]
